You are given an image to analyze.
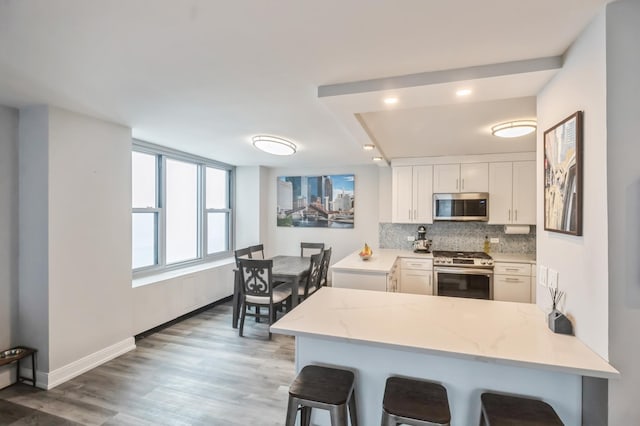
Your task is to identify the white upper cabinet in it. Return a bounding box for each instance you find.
[512,161,536,224]
[433,163,488,193]
[392,165,433,223]
[489,161,536,224]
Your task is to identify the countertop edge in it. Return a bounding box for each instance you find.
[270,326,619,380]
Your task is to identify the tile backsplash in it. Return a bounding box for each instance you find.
[379,222,536,254]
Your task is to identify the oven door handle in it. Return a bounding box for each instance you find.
[434,267,494,275]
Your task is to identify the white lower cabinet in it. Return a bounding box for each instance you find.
[332,270,389,292]
[399,258,433,295]
[493,262,532,303]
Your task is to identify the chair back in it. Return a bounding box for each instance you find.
[238,258,274,299]
[234,247,253,267]
[305,252,324,295]
[301,242,325,257]
[249,244,265,259]
[319,247,332,287]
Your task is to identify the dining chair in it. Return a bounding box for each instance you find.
[319,247,332,287]
[300,242,325,257]
[237,258,292,339]
[234,247,253,266]
[249,244,265,259]
[295,252,324,302]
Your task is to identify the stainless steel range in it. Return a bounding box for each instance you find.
[432,251,494,300]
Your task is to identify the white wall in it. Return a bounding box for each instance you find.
[19,106,135,386]
[605,0,640,423]
[0,106,19,388]
[536,12,609,358]
[266,165,380,267]
[18,106,51,371]
[47,107,133,370]
[235,166,262,249]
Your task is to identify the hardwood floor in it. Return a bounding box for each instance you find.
[0,302,296,425]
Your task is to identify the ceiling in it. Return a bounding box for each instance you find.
[0,0,610,167]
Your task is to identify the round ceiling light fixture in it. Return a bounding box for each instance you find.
[491,120,537,138]
[252,135,297,155]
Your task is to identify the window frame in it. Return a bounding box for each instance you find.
[132,139,235,277]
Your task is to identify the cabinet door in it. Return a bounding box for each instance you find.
[413,165,433,223]
[494,275,531,303]
[488,162,513,224]
[460,163,489,192]
[400,270,432,295]
[512,161,536,224]
[433,164,460,193]
[392,166,413,223]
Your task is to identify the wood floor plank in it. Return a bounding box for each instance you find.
[0,302,295,425]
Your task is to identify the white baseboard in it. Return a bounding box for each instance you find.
[20,337,136,390]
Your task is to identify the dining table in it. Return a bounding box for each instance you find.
[232,255,311,328]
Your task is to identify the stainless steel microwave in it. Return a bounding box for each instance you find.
[433,192,489,221]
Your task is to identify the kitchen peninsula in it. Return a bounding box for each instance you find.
[271,287,618,425]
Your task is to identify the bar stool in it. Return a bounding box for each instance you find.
[480,392,564,425]
[381,376,451,426]
[285,365,357,426]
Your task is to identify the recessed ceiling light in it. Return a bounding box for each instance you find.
[491,120,537,138]
[252,135,297,155]
[456,89,472,97]
[372,156,384,162]
[363,144,375,151]
[384,97,398,105]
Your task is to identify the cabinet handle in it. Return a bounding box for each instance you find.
[456,178,459,190]
[505,268,519,272]
[461,178,465,190]
[414,209,417,220]
[508,209,512,221]
[505,278,522,283]
[515,210,518,222]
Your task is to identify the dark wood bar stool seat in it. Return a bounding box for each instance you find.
[480,392,564,426]
[285,365,358,426]
[382,376,451,426]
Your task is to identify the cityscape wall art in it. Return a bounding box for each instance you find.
[277,174,354,228]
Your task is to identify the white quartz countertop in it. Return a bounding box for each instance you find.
[331,248,432,273]
[271,287,619,379]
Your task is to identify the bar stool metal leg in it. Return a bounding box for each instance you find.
[349,392,358,426]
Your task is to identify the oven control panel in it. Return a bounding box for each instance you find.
[433,257,494,267]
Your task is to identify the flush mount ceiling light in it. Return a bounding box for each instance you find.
[363,144,375,151]
[491,120,537,138]
[456,88,472,97]
[384,97,398,105]
[252,135,297,155]
[372,156,384,162]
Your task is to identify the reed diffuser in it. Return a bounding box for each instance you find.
[547,287,573,335]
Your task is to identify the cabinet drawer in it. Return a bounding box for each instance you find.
[494,262,531,276]
[494,275,530,303]
[400,258,433,270]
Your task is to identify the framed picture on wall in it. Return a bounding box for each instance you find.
[543,111,583,236]
[276,174,354,228]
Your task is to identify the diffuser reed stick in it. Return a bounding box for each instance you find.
[549,287,564,310]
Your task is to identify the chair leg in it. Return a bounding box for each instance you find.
[268,306,273,340]
[285,397,298,426]
[238,301,246,337]
[255,306,260,322]
[301,406,312,426]
[349,391,358,426]
[381,410,395,426]
[330,404,348,426]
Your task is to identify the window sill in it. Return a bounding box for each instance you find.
[132,257,235,288]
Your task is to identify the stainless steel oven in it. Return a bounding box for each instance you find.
[432,251,494,300]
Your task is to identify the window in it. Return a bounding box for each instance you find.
[132,141,234,275]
